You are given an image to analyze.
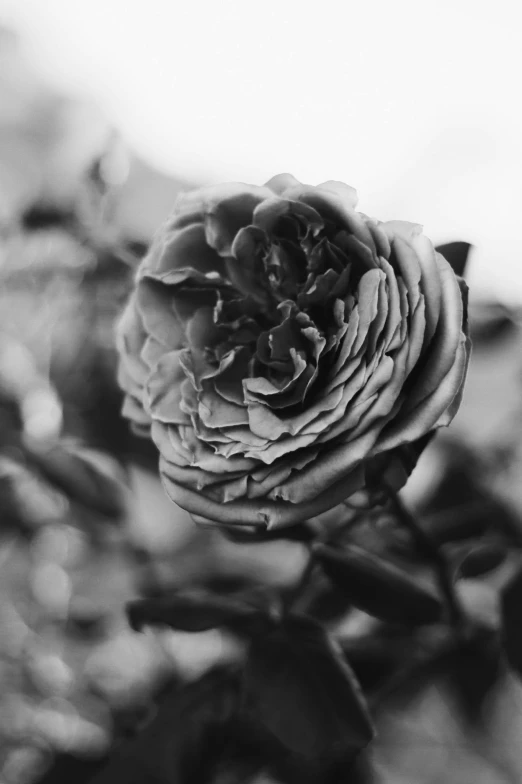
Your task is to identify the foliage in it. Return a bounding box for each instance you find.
[1,157,522,784]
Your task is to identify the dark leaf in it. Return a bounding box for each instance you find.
[365,432,434,504]
[244,614,374,761]
[34,752,109,784]
[369,640,458,713]
[445,629,503,727]
[315,543,442,625]
[501,561,522,678]
[341,632,409,692]
[325,751,375,784]
[65,599,109,640]
[21,201,78,233]
[127,590,267,635]
[435,241,472,277]
[90,667,239,784]
[452,541,507,579]
[220,521,316,544]
[416,440,480,516]
[297,572,354,624]
[469,300,519,344]
[423,502,490,545]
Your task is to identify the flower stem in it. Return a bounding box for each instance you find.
[385,484,466,629]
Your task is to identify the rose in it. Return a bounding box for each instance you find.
[116,174,470,530]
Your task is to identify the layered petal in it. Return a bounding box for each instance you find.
[115,175,470,530]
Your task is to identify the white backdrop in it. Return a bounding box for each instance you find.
[1,0,521,303]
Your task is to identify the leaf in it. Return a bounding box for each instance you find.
[501,561,522,678]
[35,752,109,784]
[445,629,503,727]
[297,573,354,624]
[341,632,409,692]
[127,591,267,635]
[364,432,435,504]
[244,614,374,761]
[220,521,316,544]
[90,668,239,784]
[424,502,490,545]
[452,541,507,580]
[469,300,518,344]
[435,241,472,277]
[315,543,443,625]
[24,441,125,519]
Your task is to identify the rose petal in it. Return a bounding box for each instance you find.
[140,336,167,371]
[317,180,358,209]
[160,461,366,529]
[204,186,274,256]
[269,425,383,503]
[402,254,464,409]
[253,197,324,239]
[411,234,442,345]
[145,350,191,424]
[198,387,249,428]
[264,173,304,195]
[373,333,469,452]
[122,394,151,428]
[352,269,385,354]
[135,279,183,348]
[143,222,225,279]
[390,236,422,311]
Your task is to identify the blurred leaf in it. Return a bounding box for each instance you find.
[90,667,239,784]
[423,502,490,545]
[219,521,317,544]
[501,561,522,678]
[365,432,435,505]
[435,241,472,277]
[21,201,78,233]
[297,573,353,624]
[451,541,507,580]
[34,752,109,784]
[315,543,442,626]
[469,300,519,344]
[127,591,267,635]
[24,442,125,519]
[244,614,374,762]
[341,632,409,693]
[445,628,503,728]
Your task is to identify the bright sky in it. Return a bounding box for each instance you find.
[1,0,521,302]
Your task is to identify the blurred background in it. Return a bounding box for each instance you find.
[0,2,521,782]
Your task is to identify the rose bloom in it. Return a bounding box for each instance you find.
[116,174,470,530]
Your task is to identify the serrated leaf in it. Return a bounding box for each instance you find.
[244,614,374,761]
[90,668,239,784]
[501,562,522,678]
[452,541,507,580]
[127,591,266,635]
[315,543,442,625]
[435,241,472,277]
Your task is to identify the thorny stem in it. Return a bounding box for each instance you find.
[385,483,467,630]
